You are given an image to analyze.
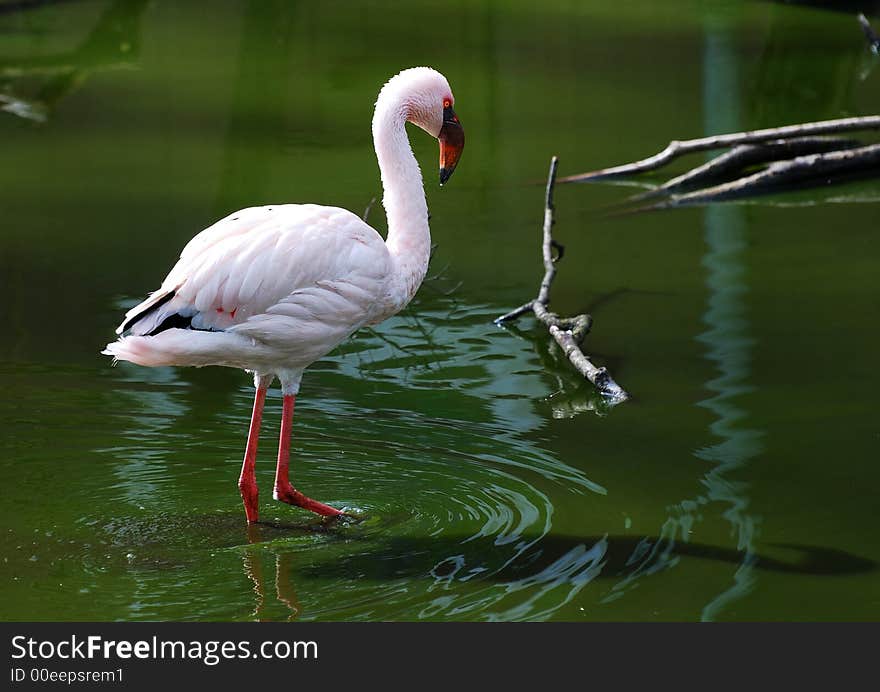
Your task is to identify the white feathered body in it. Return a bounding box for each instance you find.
[104,67,455,395]
[105,203,419,390]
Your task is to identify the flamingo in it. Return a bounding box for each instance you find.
[103,67,465,523]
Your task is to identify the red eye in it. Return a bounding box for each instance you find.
[443,99,451,109]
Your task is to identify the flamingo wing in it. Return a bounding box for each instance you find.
[119,204,391,342]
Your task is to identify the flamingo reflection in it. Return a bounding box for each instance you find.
[242,524,302,621]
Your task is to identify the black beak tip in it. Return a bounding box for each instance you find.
[439,167,452,186]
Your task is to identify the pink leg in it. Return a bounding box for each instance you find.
[273,394,345,517]
[238,385,267,523]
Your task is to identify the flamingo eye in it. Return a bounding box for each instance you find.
[443,98,451,109]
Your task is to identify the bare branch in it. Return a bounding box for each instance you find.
[626,136,862,204]
[537,158,559,306]
[495,156,628,404]
[646,142,880,209]
[494,301,534,324]
[550,326,627,404]
[559,115,880,183]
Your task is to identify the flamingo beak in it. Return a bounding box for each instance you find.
[439,104,464,186]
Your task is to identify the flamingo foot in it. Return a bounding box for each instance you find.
[273,483,354,518]
[272,394,358,521]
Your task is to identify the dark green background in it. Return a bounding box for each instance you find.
[1,0,878,621]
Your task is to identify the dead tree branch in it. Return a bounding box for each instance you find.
[625,136,861,204]
[559,115,880,183]
[495,157,628,404]
[644,142,880,209]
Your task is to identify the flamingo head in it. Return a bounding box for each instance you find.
[383,67,465,186]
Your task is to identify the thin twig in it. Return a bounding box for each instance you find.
[495,157,628,404]
[495,301,534,323]
[559,115,880,183]
[362,196,377,222]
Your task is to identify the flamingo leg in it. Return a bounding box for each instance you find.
[273,394,345,517]
[238,385,267,523]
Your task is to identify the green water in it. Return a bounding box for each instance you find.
[2,0,879,621]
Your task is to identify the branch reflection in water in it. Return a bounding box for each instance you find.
[606,19,762,617]
[237,529,875,621]
[694,19,760,621]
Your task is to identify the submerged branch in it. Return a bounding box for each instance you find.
[559,115,880,183]
[495,157,628,404]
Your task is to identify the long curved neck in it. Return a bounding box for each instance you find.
[372,98,431,307]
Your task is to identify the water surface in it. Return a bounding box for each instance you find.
[1,0,878,621]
